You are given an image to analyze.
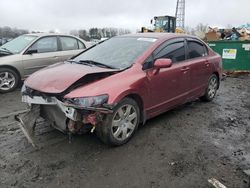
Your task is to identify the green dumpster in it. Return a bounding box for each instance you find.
[208,41,250,71]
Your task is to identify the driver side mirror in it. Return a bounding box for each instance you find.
[26,49,38,55]
[154,58,172,69]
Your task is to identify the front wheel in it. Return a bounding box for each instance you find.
[200,74,219,102]
[0,68,19,93]
[96,98,140,146]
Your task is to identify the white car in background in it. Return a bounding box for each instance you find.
[0,33,90,93]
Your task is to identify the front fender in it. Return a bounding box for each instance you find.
[108,89,142,105]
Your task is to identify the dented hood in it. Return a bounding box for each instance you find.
[25,62,117,94]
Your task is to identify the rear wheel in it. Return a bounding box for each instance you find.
[96,98,140,146]
[0,68,19,93]
[200,74,219,102]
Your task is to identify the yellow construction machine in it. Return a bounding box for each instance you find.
[141,0,185,33]
[141,15,184,33]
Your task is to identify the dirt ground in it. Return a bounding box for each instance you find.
[0,75,249,188]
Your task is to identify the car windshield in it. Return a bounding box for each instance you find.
[0,35,38,54]
[74,37,157,69]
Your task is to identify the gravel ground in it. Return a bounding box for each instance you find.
[0,75,249,188]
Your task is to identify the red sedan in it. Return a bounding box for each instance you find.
[19,33,222,146]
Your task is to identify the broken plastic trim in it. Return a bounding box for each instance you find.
[63,103,114,114]
[15,105,40,147]
[17,98,112,147]
[22,95,80,121]
[22,94,113,115]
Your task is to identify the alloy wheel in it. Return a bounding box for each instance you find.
[0,71,16,91]
[111,104,138,141]
[207,76,218,99]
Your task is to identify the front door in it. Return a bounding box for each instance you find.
[145,38,191,117]
[22,36,61,77]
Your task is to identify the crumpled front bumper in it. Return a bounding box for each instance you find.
[16,95,79,147]
[22,95,79,121]
[17,94,113,147]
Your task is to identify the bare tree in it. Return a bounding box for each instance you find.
[0,26,28,38]
[69,30,78,36]
[184,26,195,35]
[69,27,131,41]
[196,23,208,33]
[79,29,90,41]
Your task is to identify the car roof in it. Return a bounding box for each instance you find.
[25,32,194,40]
[119,33,193,40]
[24,33,78,38]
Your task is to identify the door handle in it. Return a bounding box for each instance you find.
[205,61,210,67]
[53,56,59,59]
[181,67,190,72]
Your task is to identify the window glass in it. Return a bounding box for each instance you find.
[155,18,168,29]
[30,37,58,53]
[0,35,37,54]
[155,41,185,63]
[74,37,156,69]
[143,55,154,70]
[78,40,86,49]
[188,41,206,59]
[60,37,78,51]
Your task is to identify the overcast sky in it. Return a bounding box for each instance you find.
[0,0,249,33]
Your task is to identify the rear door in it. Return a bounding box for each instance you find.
[22,36,61,77]
[186,38,212,97]
[58,36,86,61]
[145,38,191,116]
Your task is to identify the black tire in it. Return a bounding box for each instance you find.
[200,74,219,102]
[0,68,19,93]
[96,98,140,146]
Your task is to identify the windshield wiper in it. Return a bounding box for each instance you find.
[0,48,13,54]
[78,60,116,69]
[67,60,94,67]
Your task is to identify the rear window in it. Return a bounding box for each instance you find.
[60,36,78,51]
[188,41,207,59]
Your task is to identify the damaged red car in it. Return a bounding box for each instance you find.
[18,33,222,146]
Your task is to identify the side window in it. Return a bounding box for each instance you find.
[78,40,86,49]
[30,37,58,53]
[187,41,207,59]
[143,55,154,70]
[154,41,185,63]
[60,37,78,51]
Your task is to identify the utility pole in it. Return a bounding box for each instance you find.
[175,0,185,30]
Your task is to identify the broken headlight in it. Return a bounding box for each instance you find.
[65,94,109,108]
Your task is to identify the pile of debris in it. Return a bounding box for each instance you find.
[205,23,250,41]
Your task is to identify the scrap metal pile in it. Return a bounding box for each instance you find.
[205,23,250,41]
